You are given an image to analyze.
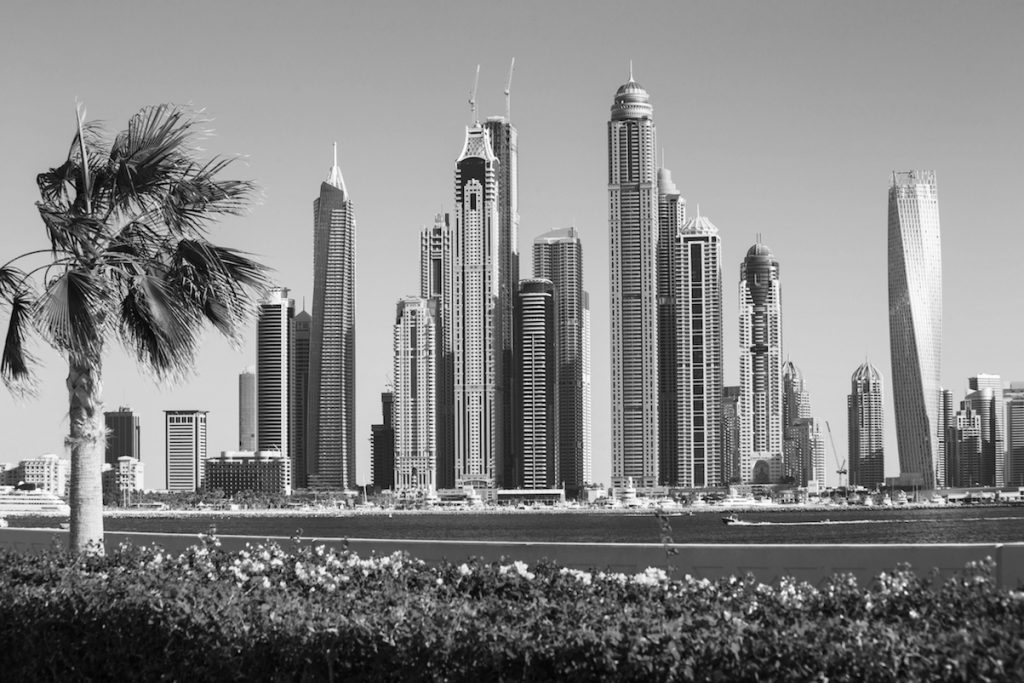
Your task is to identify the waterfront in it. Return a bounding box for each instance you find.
[10,505,1024,544]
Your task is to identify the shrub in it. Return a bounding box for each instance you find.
[0,535,1022,681]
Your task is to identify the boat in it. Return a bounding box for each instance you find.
[722,514,741,525]
[0,486,71,515]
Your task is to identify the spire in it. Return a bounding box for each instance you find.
[629,60,634,82]
[325,141,347,194]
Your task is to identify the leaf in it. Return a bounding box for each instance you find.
[1,291,38,392]
[35,268,108,359]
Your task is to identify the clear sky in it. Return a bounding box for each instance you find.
[1,1,1022,490]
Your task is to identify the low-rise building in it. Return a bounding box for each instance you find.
[5,454,69,496]
[102,456,145,505]
[204,450,292,496]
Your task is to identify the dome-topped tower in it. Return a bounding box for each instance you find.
[611,74,653,121]
[852,360,882,384]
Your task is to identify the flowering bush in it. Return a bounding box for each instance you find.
[0,535,1021,681]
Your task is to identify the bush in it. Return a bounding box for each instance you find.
[0,536,1022,681]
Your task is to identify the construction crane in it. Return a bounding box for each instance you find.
[825,421,847,491]
[468,64,480,123]
[504,57,515,121]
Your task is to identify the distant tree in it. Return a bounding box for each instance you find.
[0,104,270,553]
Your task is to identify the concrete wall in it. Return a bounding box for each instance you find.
[2,527,1021,589]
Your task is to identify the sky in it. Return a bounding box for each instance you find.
[1,1,1022,490]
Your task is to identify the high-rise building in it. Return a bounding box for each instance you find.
[947,406,983,488]
[888,170,942,490]
[307,144,357,490]
[582,292,592,485]
[165,410,208,492]
[483,115,519,493]
[514,278,558,489]
[290,310,311,488]
[451,121,501,494]
[1005,382,1024,487]
[738,242,784,484]
[238,369,256,451]
[676,210,723,488]
[937,388,954,488]
[393,297,437,492]
[782,361,812,485]
[848,361,884,489]
[257,288,293,461]
[370,392,395,492]
[656,167,685,486]
[721,386,741,484]
[608,73,659,488]
[969,374,1005,486]
[420,213,454,488]
[104,406,140,466]
[533,227,587,493]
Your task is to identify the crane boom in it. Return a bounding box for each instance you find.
[504,57,515,121]
[469,64,480,123]
[825,421,847,489]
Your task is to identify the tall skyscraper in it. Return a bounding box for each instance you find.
[608,73,659,488]
[721,386,741,484]
[937,388,954,488]
[238,369,256,451]
[656,167,685,486]
[738,242,784,484]
[420,213,454,488]
[1005,382,1024,487]
[782,361,812,485]
[370,391,395,491]
[676,210,723,488]
[947,405,983,488]
[104,406,140,466]
[483,115,519,492]
[582,292,592,485]
[307,144,356,490]
[848,361,884,489]
[969,374,1005,486]
[290,310,311,488]
[257,288,293,459]
[393,297,437,492]
[533,227,587,493]
[888,170,942,490]
[513,278,558,489]
[452,122,501,492]
[165,410,208,492]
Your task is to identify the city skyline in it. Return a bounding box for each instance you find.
[2,2,1022,490]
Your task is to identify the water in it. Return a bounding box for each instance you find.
[61,505,1024,544]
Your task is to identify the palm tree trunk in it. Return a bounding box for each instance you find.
[67,356,105,553]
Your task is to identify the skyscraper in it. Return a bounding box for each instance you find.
[888,170,942,490]
[1005,382,1024,487]
[738,242,784,484]
[104,406,140,466]
[452,122,501,493]
[483,115,520,492]
[848,361,884,489]
[257,288,293,458]
[420,213,454,488]
[370,391,395,491]
[290,310,311,487]
[514,278,557,489]
[676,210,723,488]
[582,292,592,485]
[937,388,954,488]
[165,410,207,492]
[782,361,812,485]
[238,369,256,451]
[721,386,741,484]
[608,73,659,488]
[307,144,356,490]
[969,374,1005,486]
[656,166,685,486]
[393,297,437,492]
[533,226,587,493]
[947,406,983,488]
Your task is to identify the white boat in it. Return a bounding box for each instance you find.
[0,486,71,515]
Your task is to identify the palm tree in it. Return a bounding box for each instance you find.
[0,104,271,553]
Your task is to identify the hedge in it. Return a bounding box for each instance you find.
[0,534,1022,681]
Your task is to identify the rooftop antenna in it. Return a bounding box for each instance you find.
[696,203,701,219]
[504,57,515,121]
[469,64,480,124]
[629,60,634,81]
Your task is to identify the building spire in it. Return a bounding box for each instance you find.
[629,60,634,82]
[325,141,347,194]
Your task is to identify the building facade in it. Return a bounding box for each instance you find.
[675,211,723,488]
[102,456,145,505]
[608,75,659,488]
[420,213,454,488]
[946,407,983,488]
[782,361,813,485]
[888,170,942,490]
[307,144,356,490]
[370,392,395,492]
[514,278,558,489]
[238,369,256,452]
[969,374,1005,486]
[452,122,501,492]
[848,361,885,488]
[393,297,437,493]
[656,167,685,486]
[582,292,592,485]
[289,310,311,488]
[1005,382,1024,487]
[165,410,208,492]
[721,386,741,484]
[738,242,784,484]
[205,451,292,496]
[257,288,293,460]
[104,406,140,467]
[533,227,588,492]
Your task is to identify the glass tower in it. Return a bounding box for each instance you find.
[257,288,293,459]
[513,278,558,489]
[888,170,942,490]
[848,361,885,488]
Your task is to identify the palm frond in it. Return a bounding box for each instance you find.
[0,265,27,298]
[35,269,108,359]
[160,158,259,234]
[119,272,200,379]
[1,291,38,393]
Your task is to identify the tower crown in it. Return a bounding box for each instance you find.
[852,361,882,384]
[611,77,653,121]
